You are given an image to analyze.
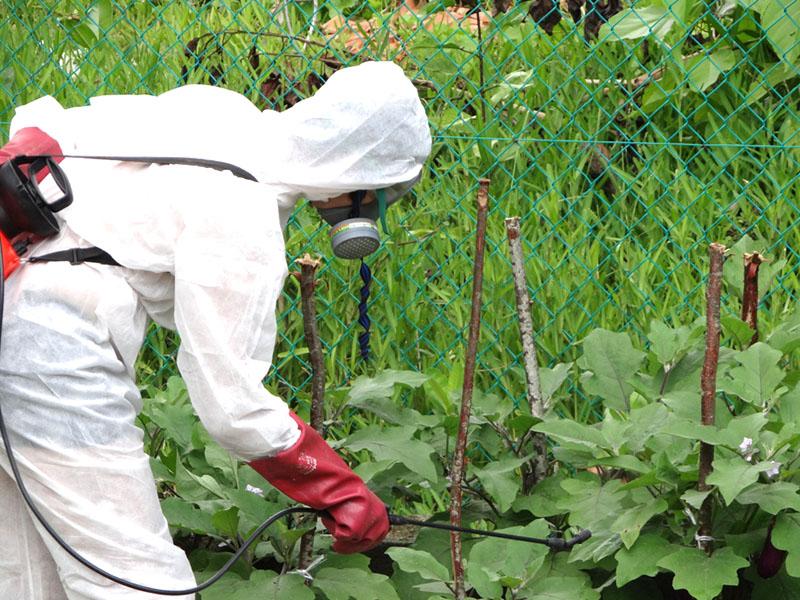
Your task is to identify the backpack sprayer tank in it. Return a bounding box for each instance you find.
[0,155,73,279]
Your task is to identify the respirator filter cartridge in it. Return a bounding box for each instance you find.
[329,218,380,260]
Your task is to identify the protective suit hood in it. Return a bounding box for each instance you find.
[263,61,432,202]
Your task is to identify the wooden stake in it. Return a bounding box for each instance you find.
[450,179,490,600]
[505,216,548,491]
[698,242,726,554]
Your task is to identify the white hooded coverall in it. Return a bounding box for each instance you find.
[0,61,431,599]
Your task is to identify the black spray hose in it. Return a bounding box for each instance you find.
[388,513,592,551]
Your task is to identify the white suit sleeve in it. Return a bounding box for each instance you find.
[171,173,300,460]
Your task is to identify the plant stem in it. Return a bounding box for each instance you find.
[742,252,765,346]
[295,254,325,571]
[504,216,548,492]
[450,179,490,600]
[698,242,726,554]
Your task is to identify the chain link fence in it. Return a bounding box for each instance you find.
[2,0,799,409]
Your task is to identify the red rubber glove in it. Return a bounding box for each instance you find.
[248,412,389,554]
[0,127,62,181]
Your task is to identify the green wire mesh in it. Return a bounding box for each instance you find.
[2,0,799,409]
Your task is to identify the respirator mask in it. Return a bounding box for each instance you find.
[315,175,420,260]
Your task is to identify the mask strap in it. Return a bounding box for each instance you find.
[349,190,367,219]
[358,260,372,362]
[376,189,389,234]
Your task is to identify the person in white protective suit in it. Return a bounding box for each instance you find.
[0,60,432,599]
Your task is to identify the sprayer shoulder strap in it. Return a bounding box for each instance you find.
[48,154,258,182]
[28,246,120,267]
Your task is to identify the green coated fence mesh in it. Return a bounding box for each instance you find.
[2,0,799,409]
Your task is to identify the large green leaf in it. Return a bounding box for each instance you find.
[686,48,737,92]
[615,534,674,587]
[717,343,785,408]
[347,370,430,404]
[387,547,450,582]
[754,0,800,66]
[657,547,748,600]
[706,457,777,505]
[519,575,600,599]
[558,478,628,529]
[533,419,609,449]
[345,426,438,482]
[611,498,668,548]
[313,568,401,600]
[647,320,695,367]
[161,497,215,535]
[580,330,645,410]
[600,6,676,41]
[735,482,800,514]
[466,521,550,599]
[472,456,527,512]
[770,512,800,577]
[199,571,313,600]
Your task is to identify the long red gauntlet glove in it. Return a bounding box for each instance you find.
[248,412,389,554]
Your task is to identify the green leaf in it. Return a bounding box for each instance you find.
[148,401,195,449]
[615,534,674,587]
[199,571,313,600]
[313,568,401,600]
[706,457,776,505]
[566,528,622,564]
[539,363,573,404]
[347,370,429,404]
[160,497,215,534]
[686,48,737,92]
[387,547,450,582]
[770,512,800,577]
[601,6,676,41]
[611,498,668,548]
[717,343,785,407]
[659,417,729,446]
[580,329,645,410]
[681,489,712,510]
[558,478,628,529]
[205,442,236,481]
[520,575,601,599]
[735,482,800,514]
[647,320,694,366]
[467,521,550,598]
[754,0,800,65]
[533,419,609,449]
[657,547,748,600]
[512,473,568,517]
[345,426,438,482]
[212,506,239,539]
[472,456,527,512]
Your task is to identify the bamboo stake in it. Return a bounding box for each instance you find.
[698,243,726,554]
[295,254,325,570]
[450,179,490,600]
[504,217,548,492]
[742,252,765,346]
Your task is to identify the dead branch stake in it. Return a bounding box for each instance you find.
[742,252,765,346]
[295,254,325,570]
[698,242,726,554]
[450,179,490,600]
[504,217,548,491]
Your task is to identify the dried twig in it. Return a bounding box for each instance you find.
[450,179,490,600]
[505,217,548,492]
[742,252,765,346]
[295,254,325,570]
[698,242,726,554]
